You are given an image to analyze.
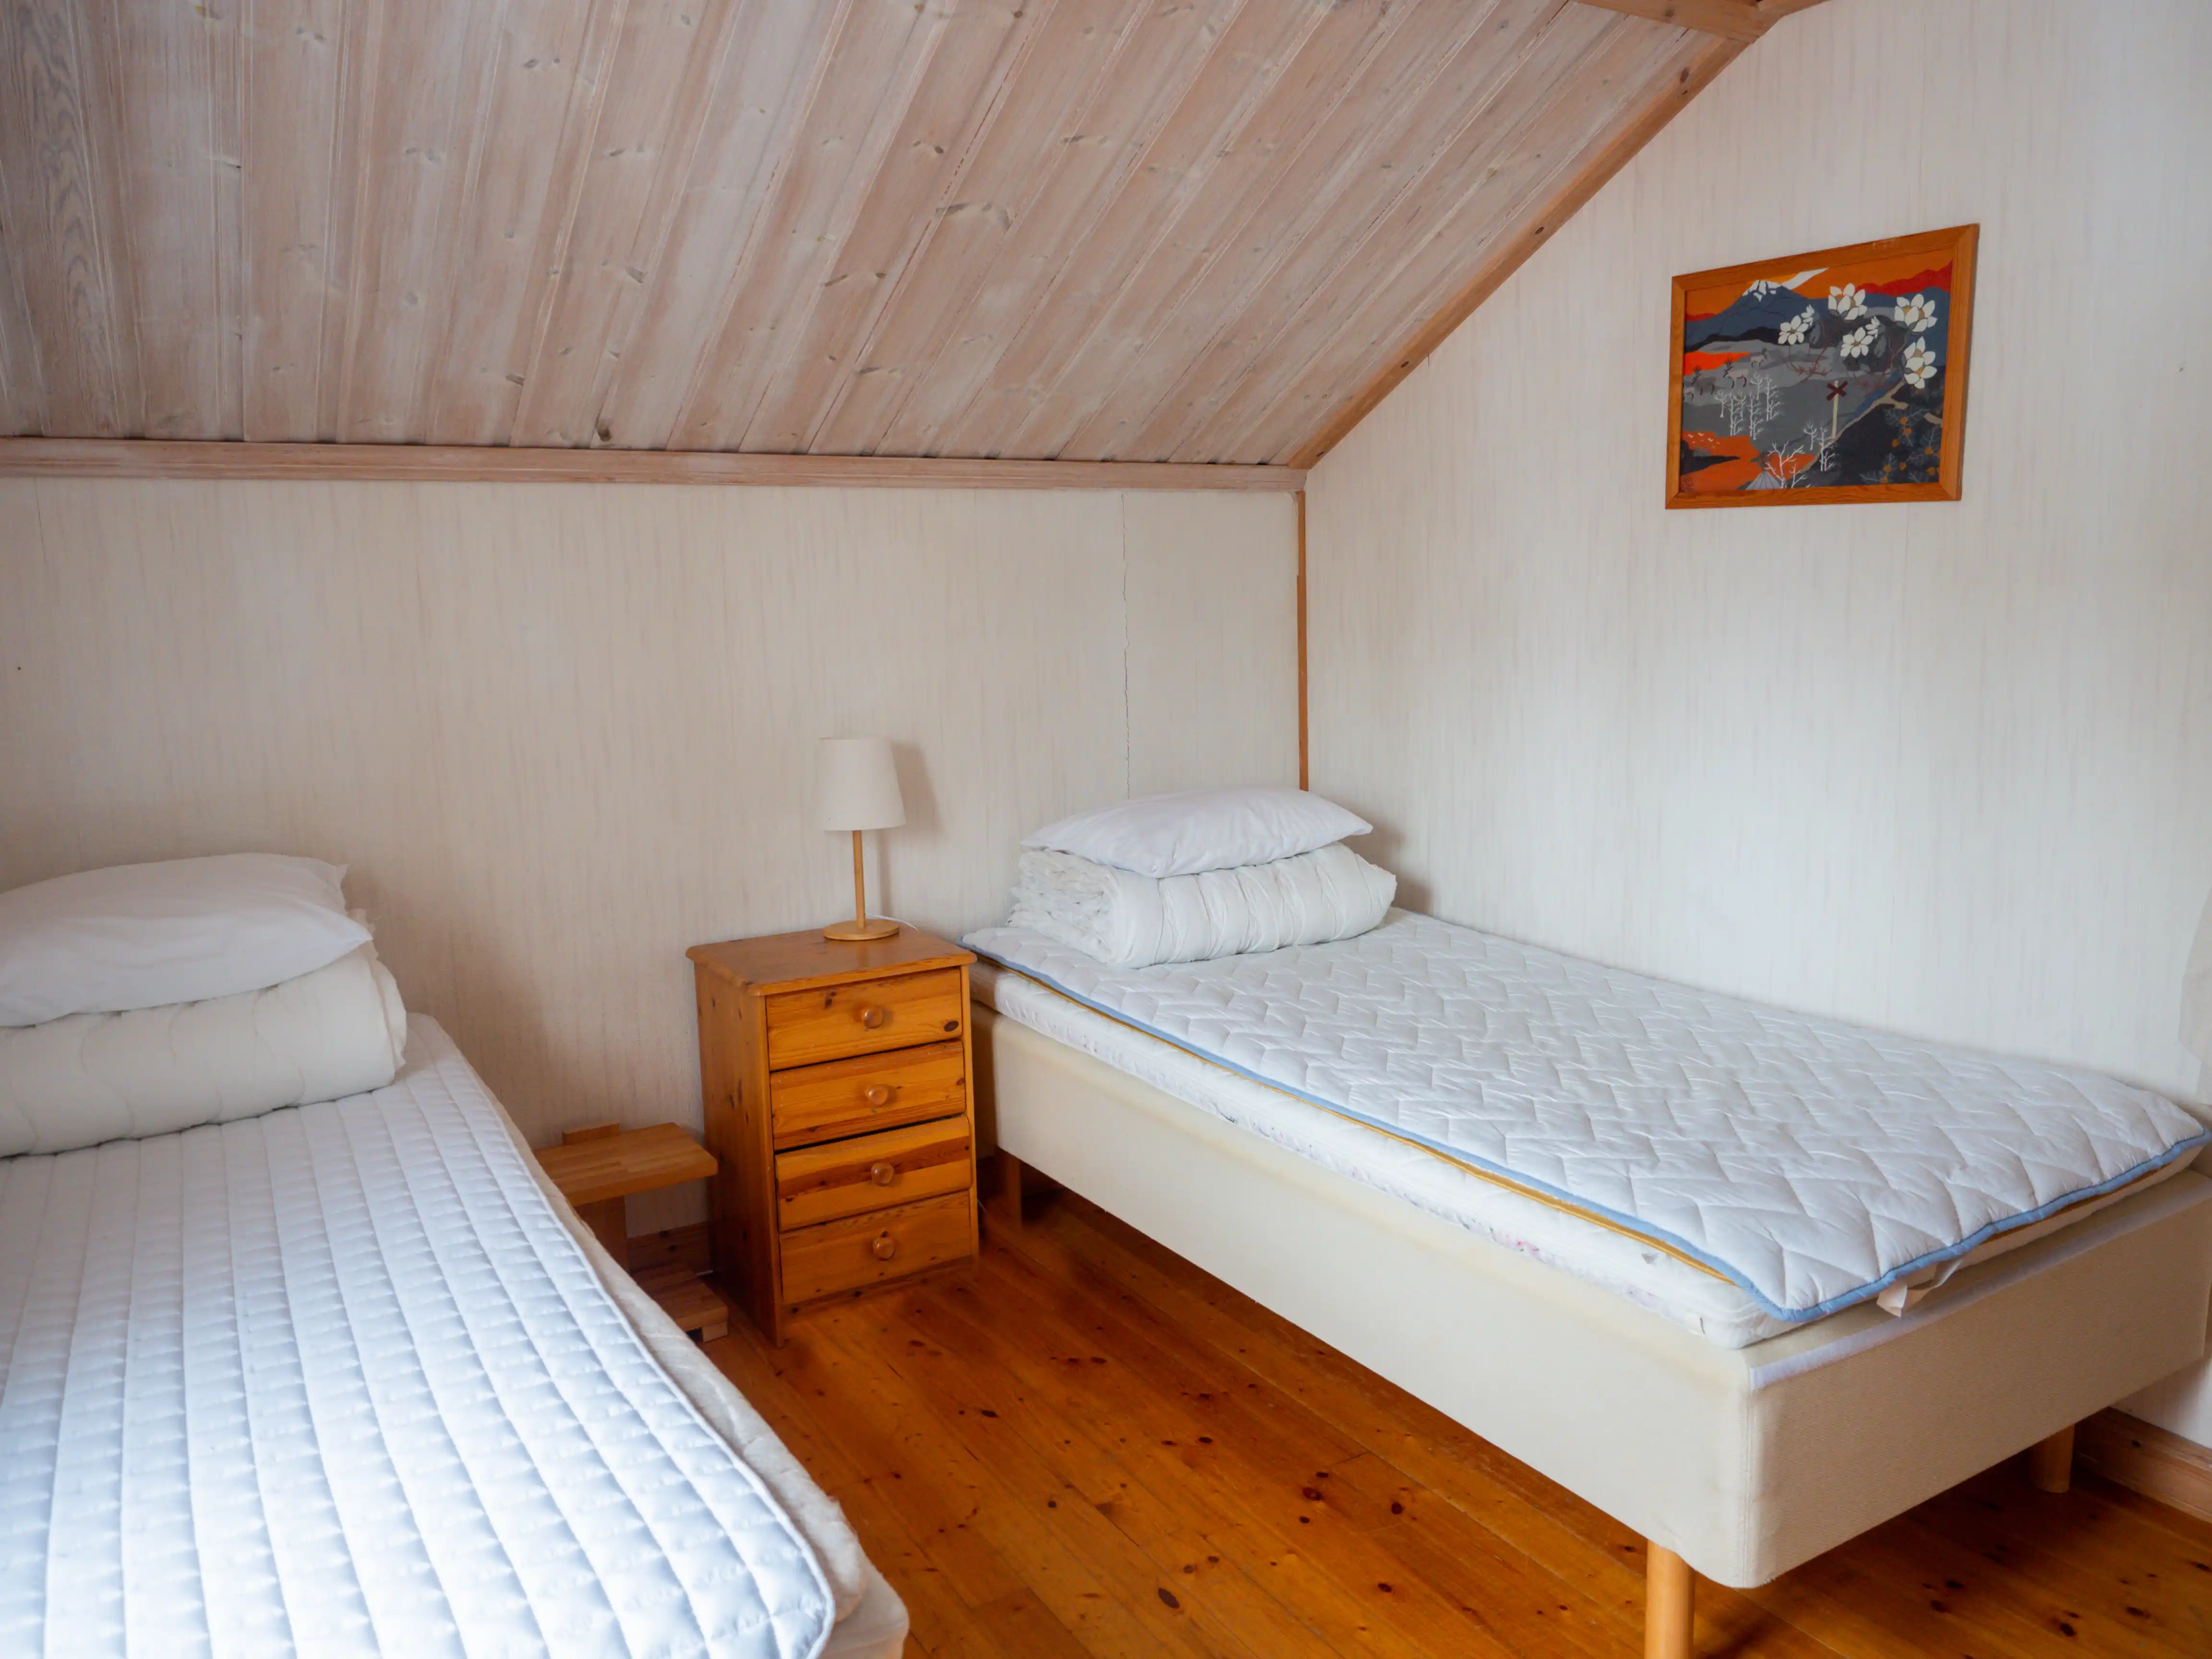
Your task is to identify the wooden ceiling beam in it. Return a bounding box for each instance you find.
[1571,0,1831,42]
[0,437,1303,491]
[1568,0,1765,42]
[1282,29,1746,471]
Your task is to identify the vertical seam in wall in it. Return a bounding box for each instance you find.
[407,481,461,1004]
[1118,492,1131,798]
[1296,489,1308,791]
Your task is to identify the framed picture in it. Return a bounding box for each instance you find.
[1667,223,1976,507]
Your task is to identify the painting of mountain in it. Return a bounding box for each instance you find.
[1666,226,1977,507]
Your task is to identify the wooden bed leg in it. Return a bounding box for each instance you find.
[991,1149,1024,1234]
[2029,1422,2076,1493]
[1645,1543,1693,1659]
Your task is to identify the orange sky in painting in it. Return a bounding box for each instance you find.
[1683,252,1954,321]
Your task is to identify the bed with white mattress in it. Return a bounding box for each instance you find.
[965,910,2212,1609]
[0,1016,908,1659]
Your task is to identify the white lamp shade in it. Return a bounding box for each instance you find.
[816,737,906,832]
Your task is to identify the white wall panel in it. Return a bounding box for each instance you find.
[1123,490,1301,798]
[1307,0,2212,1438]
[0,477,1294,1230]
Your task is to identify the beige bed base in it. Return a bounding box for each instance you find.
[974,1004,2212,1658]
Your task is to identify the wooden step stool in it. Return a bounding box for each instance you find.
[536,1121,729,1342]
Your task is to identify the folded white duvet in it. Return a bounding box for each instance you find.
[1007,843,1396,967]
[0,943,406,1156]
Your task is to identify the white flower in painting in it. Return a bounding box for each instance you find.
[1840,318,1884,359]
[1901,337,1938,388]
[1777,305,1816,346]
[1893,292,1939,332]
[1827,282,1868,319]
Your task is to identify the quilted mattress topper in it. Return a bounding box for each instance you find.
[965,912,2210,1325]
[0,1022,836,1659]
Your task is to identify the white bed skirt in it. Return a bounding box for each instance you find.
[974,1005,2212,1587]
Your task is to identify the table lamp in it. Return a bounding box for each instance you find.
[816,736,904,941]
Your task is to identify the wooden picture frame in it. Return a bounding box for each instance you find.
[1666,223,1977,508]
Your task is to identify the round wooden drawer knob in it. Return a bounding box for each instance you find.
[869,1161,897,1187]
[871,1232,897,1261]
[864,1084,893,1107]
[858,1005,887,1029]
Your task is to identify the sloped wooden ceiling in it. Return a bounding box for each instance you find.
[0,0,1819,470]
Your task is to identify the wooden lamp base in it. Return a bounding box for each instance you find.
[824,917,900,942]
[823,828,900,943]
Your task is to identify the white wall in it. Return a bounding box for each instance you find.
[0,477,1297,1226]
[1308,0,2212,1439]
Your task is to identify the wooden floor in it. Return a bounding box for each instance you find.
[709,1185,2212,1658]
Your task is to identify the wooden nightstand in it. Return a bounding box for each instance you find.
[688,925,978,1344]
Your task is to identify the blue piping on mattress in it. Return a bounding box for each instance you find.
[963,940,2212,1326]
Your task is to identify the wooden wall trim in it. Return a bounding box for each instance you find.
[1285,30,1748,471]
[1296,489,1309,791]
[2077,1407,2212,1526]
[1570,0,1767,42]
[1572,0,1828,42]
[0,439,1306,493]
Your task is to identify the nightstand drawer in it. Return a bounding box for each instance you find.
[764,967,965,1068]
[776,1117,973,1230]
[769,1038,966,1149]
[780,1190,974,1304]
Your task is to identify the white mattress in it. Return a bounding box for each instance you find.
[0,1018,842,1659]
[968,913,2210,1347]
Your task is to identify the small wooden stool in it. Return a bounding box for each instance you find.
[537,1122,726,1341]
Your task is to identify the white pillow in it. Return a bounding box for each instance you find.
[1022,786,1371,878]
[0,854,372,1026]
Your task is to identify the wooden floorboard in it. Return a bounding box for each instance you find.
[708,1186,2212,1658]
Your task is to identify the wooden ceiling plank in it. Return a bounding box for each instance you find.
[579,1,843,452]
[1177,8,1654,463]
[1065,0,1574,463]
[1214,21,1687,464]
[328,0,509,441]
[805,0,1151,457]
[1252,26,1731,467]
[212,0,244,439]
[504,0,773,449]
[83,0,239,439]
[243,0,323,437]
[412,0,632,445]
[308,0,383,442]
[0,436,1304,491]
[990,0,1417,463]
[926,0,1335,460]
[219,0,336,439]
[0,180,48,434]
[736,0,1040,455]
[1277,29,1740,468]
[1571,0,1764,41]
[664,0,964,452]
[0,0,141,436]
[392,0,530,442]
[866,0,1249,459]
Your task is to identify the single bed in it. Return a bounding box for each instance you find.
[0,1015,908,1659]
[966,911,2212,1658]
